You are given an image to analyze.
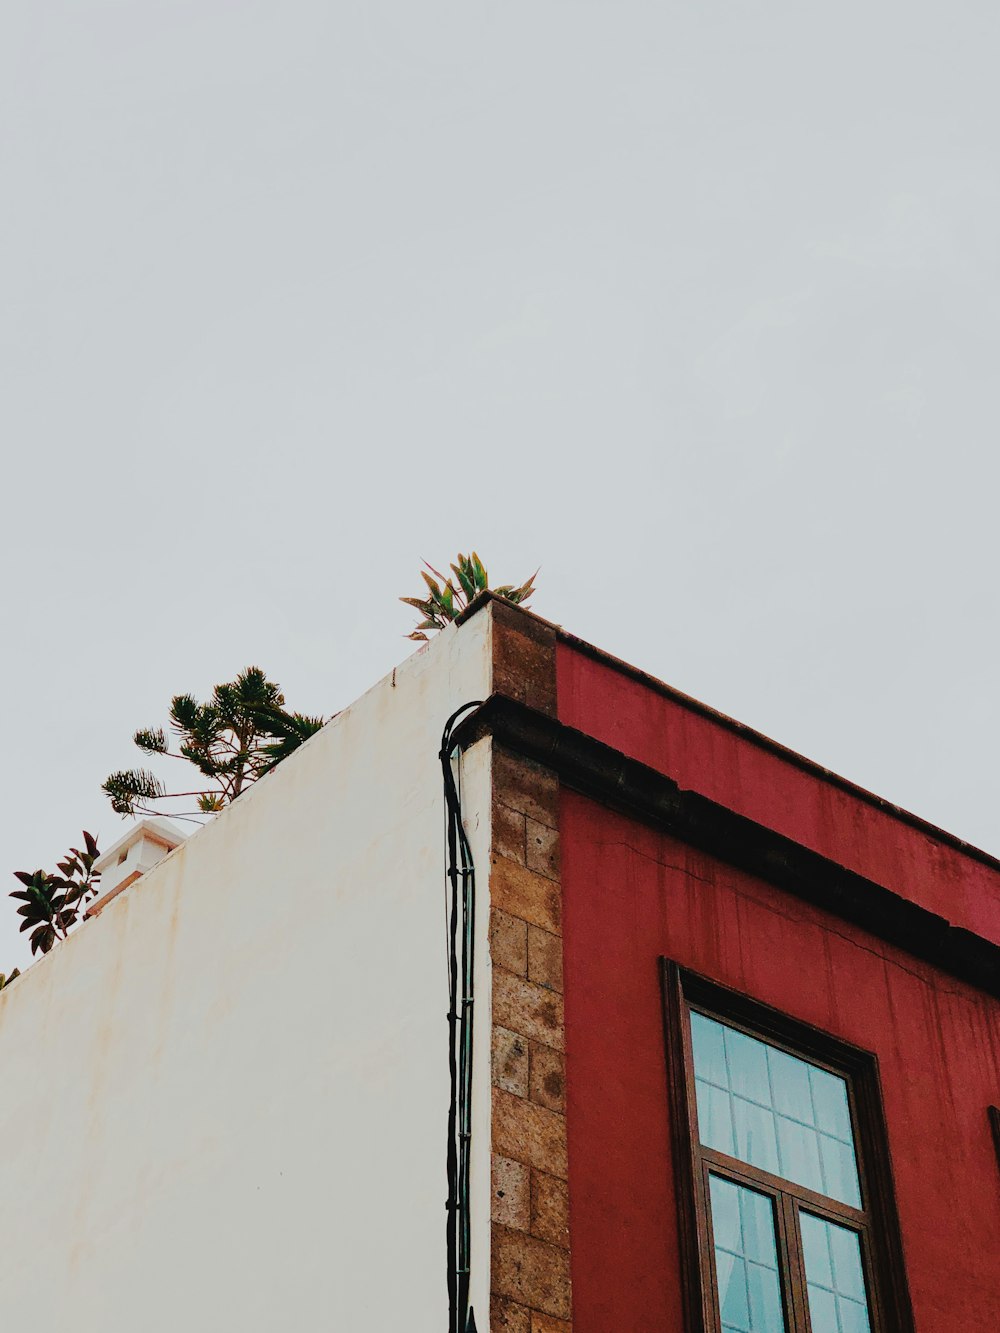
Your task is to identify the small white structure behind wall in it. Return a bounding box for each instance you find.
[0,609,496,1331]
[89,818,187,907]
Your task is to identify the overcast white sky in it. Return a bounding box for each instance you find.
[2,0,999,970]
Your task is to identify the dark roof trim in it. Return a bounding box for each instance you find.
[457,591,1000,876]
[453,693,1000,1001]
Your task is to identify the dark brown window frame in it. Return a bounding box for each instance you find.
[661,960,914,1333]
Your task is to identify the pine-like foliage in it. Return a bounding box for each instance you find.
[401,552,537,641]
[102,667,326,818]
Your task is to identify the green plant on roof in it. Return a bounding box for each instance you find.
[400,552,537,641]
[102,667,326,818]
[10,831,101,956]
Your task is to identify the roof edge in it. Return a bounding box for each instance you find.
[455,592,1000,875]
[454,694,1000,998]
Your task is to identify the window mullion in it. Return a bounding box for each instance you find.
[700,1161,724,1333]
[778,1192,812,1333]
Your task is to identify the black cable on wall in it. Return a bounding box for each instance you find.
[441,702,483,1333]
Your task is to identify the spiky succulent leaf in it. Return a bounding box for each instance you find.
[469,552,488,589]
[421,569,443,598]
[402,553,538,637]
[451,561,477,602]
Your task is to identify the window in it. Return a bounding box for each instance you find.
[661,963,913,1333]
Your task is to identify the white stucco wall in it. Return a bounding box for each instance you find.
[0,611,494,1331]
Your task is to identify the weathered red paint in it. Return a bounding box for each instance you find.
[556,641,1000,1331]
[557,643,1000,947]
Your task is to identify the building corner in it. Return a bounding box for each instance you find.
[485,603,573,1333]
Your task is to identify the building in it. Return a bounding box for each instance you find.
[1,594,998,1330]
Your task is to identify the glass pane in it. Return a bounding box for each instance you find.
[690,1011,862,1207]
[697,1078,736,1158]
[810,1065,854,1142]
[739,1185,778,1268]
[691,1011,729,1087]
[717,1250,751,1330]
[800,1211,872,1333]
[768,1046,815,1122]
[726,1027,771,1102]
[709,1174,785,1332]
[775,1115,823,1195]
[733,1096,780,1176]
[818,1133,862,1209]
[805,1283,839,1333]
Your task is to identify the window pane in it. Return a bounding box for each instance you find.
[805,1283,839,1333]
[697,1078,736,1158]
[809,1065,854,1142]
[709,1175,786,1332]
[725,1027,771,1103]
[738,1183,778,1268]
[818,1132,862,1209]
[716,1249,751,1330]
[691,1011,729,1088]
[800,1211,872,1333]
[690,1012,862,1206]
[768,1046,815,1123]
[733,1096,780,1176]
[775,1115,824,1195]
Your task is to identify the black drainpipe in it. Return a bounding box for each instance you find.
[441,703,483,1333]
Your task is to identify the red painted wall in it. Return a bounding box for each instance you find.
[556,643,1000,1331]
[558,643,1000,948]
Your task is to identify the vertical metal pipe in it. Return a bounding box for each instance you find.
[441,703,483,1333]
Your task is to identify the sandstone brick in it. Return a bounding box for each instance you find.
[492,857,562,934]
[493,1086,568,1179]
[531,1170,570,1248]
[492,604,557,717]
[491,596,556,648]
[529,1044,566,1114]
[494,970,564,1050]
[493,1026,529,1097]
[526,818,560,880]
[492,1295,531,1333]
[491,908,528,976]
[494,803,527,865]
[489,605,570,1330]
[493,1154,530,1230]
[531,1314,572,1333]
[495,747,559,829]
[492,1225,571,1321]
[527,926,563,992]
